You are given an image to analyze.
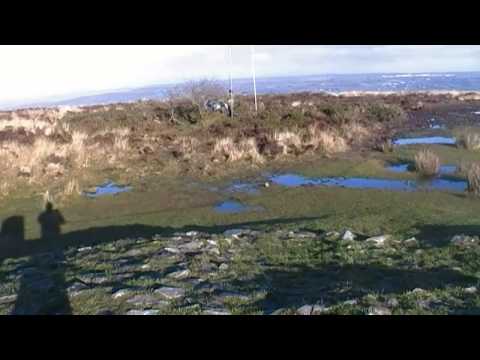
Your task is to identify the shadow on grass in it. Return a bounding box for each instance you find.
[0,211,322,314]
[242,263,477,313]
[416,224,480,247]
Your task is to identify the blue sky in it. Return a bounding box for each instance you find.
[0,45,479,105]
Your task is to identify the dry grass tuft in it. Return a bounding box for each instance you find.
[457,132,480,151]
[213,137,264,163]
[467,163,480,196]
[271,130,303,155]
[414,149,440,177]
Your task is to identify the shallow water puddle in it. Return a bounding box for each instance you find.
[386,163,457,175]
[393,136,456,145]
[83,181,132,198]
[268,173,466,192]
[213,200,264,214]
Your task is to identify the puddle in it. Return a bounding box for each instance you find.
[213,200,264,214]
[83,181,132,198]
[386,163,457,175]
[393,136,456,145]
[269,173,466,192]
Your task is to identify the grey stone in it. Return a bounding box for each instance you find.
[464,286,477,294]
[366,235,392,246]
[124,248,143,257]
[67,282,89,296]
[126,294,169,307]
[343,299,359,306]
[178,240,203,252]
[297,304,314,315]
[341,230,356,241]
[186,231,199,237]
[126,309,160,315]
[367,306,392,315]
[404,237,419,247]
[311,305,330,314]
[203,308,231,315]
[166,269,191,280]
[154,287,186,300]
[219,263,229,271]
[0,295,18,304]
[223,229,250,239]
[165,247,181,254]
[451,234,476,246]
[77,246,93,253]
[112,289,132,299]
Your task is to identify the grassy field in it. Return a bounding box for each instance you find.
[2,92,480,314]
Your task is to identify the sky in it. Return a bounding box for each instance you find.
[0,45,479,106]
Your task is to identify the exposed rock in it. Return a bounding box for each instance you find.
[186,231,199,237]
[178,240,203,252]
[366,234,392,246]
[112,289,132,299]
[297,304,314,315]
[367,306,392,315]
[126,294,169,308]
[0,294,18,304]
[343,299,359,306]
[77,246,93,253]
[124,248,144,257]
[126,309,160,315]
[219,263,229,271]
[291,101,302,107]
[223,229,250,239]
[203,308,231,315]
[411,288,426,295]
[154,287,186,300]
[451,234,477,246]
[166,269,191,280]
[464,286,477,294]
[404,237,419,247]
[341,230,356,241]
[165,247,181,254]
[67,282,90,297]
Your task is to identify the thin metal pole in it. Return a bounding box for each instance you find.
[250,45,258,113]
[228,45,234,118]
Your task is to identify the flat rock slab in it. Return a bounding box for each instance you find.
[154,287,186,300]
[166,269,191,280]
[126,294,170,308]
[126,309,161,315]
[0,295,18,305]
[203,308,232,315]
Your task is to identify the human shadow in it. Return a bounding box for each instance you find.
[0,216,25,258]
[10,203,72,315]
[0,214,321,314]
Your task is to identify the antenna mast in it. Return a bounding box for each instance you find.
[228,45,234,118]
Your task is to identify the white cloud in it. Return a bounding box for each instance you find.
[0,45,479,105]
